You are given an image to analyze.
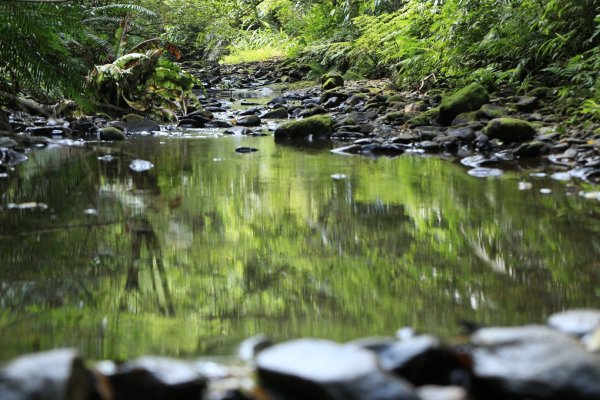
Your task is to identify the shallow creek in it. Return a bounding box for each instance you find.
[0,89,599,362]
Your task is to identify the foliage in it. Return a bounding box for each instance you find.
[89,49,200,120]
[0,0,87,100]
[222,29,299,64]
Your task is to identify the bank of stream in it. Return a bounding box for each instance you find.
[1,62,600,400]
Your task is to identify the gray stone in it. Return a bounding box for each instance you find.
[0,349,91,400]
[237,115,261,127]
[108,356,207,400]
[516,96,539,112]
[548,309,600,337]
[469,325,600,400]
[377,335,472,387]
[256,339,418,400]
[514,141,550,157]
[274,115,333,138]
[260,108,289,119]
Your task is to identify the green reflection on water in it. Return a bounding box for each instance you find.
[1,136,599,361]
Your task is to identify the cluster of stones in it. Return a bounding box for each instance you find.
[2,309,600,400]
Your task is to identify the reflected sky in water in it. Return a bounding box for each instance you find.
[1,135,599,361]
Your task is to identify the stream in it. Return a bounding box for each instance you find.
[1,89,599,362]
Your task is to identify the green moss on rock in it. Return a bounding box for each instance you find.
[321,73,344,90]
[438,83,489,125]
[406,107,440,127]
[274,115,334,138]
[99,127,126,141]
[484,117,536,143]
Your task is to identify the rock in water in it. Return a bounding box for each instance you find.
[468,325,600,400]
[438,83,489,125]
[107,356,207,400]
[99,127,126,141]
[256,338,418,400]
[547,309,600,337]
[274,115,333,138]
[0,348,92,400]
[237,115,261,127]
[376,335,472,387]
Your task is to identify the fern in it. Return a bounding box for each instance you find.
[0,0,87,99]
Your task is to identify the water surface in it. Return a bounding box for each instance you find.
[1,133,599,361]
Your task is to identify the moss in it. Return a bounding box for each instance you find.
[321,73,344,90]
[99,127,126,141]
[451,111,478,125]
[478,104,509,119]
[406,107,440,127]
[274,115,334,138]
[438,83,489,125]
[122,113,145,123]
[484,117,536,143]
[384,111,406,123]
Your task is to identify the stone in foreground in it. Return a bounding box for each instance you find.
[469,325,600,400]
[0,348,91,400]
[547,309,600,337]
[256,338,418,400]
[274,115,334,138]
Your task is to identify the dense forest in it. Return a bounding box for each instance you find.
[0,0,599,123]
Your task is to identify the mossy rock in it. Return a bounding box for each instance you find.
[99,127,126,141]
[274,115,334,138]
[478,104,509,119]
[321,73,344,90]
[528,87,550,99]
[122,113,145,123]
[451,111,478,125]
[406,107,440,127]
[384,111,406,123]
[484,118,536,143]
[387,95,404,103]
[438,83,489,125]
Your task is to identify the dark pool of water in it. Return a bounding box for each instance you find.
[1,130,599,361]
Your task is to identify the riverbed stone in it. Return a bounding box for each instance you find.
[547,309,600,337]
[484,117,536,143]
[438,83,489,125]
[516,96,539,112]
[108,356,207,400]
[115,114,160,133]
[513,140,550,157]
[469,325,600,400]
[478,104,509,119]
[321,73,344,90]
[0,348,92,400]
[237,115,261,127]
[274,115,333,138]
[451,111,478,126]
[260,108,288,119]
[376,335,472,387]
[99,126,126,141]
[256,338,418,400]
[406,107,440,127]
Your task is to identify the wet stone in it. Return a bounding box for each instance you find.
[235,147,258,153]
[256,339,418,400]
[0,348,92,400]
[376,335,472,387]
[516,96,539,112]
[237,115,261,127]
[469,325,600,400]
[547,309,600,337]
[108,356,207,400]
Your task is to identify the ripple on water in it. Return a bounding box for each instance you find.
[468,167,504,178]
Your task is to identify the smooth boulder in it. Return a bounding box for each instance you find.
[484,117,536,143]
[469,325,600,400]
[438,83,489,125]
[99,127,126,141]
[256,339,418,400]
[0,349,91,400]
[274,115,334,138]
[321,73,344,90]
